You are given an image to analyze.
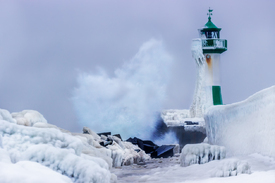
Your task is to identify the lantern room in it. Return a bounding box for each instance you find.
[199,8,227,54]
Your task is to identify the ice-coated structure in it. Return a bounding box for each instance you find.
[205,86,275,157]
[180,143,226,167]
[189,39,212,118]
[161,110,205,133]
[0,108,149,183]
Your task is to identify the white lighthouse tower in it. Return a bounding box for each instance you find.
[190,8,227,118]
[161,8,227,132]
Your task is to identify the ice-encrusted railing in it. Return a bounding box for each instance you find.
[202,39,227,49]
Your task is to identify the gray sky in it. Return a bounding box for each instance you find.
[0,0,274,132]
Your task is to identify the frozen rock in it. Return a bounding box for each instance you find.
[211,158,251,177]
[0,119,113,183]
[20,145,111,183]
[12,110,47,126]
[106,137,150,167]
[72,133,113,169]
[180,143,226,167]
[0,109,16,123]
[0,107,148,182]
[82,126,101,140]
[107,142,124,167]
[101,135,108,141]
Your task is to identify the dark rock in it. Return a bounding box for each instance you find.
[127,137,175,158]
[126,137,159,154]
[83,127,93,134]
[99,140,113,147]
[170,127,206,150]
[184,121,199,125]
[113,134,122,141]
[151,145,175,158]
[97,132,111,136]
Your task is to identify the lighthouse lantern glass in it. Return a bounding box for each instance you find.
[201,31,220,39]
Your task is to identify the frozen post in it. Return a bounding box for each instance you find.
[190,8,227,117]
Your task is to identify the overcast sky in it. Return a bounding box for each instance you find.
[0,0,274,132]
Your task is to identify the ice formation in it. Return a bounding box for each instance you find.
[0,108,149,183]
[12,110,47,126]
[211,158,251,177]
[161,110,205,133]
[180,143,226,167]
[190,38,212,118]
[105,135,150,167]
[205,86,275,157]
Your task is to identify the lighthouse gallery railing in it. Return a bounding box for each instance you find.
[202,39,227,49]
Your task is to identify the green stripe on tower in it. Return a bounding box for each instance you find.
[212,85,223,105]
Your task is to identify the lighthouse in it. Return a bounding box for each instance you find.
[201,8,227,105]
[190,8,227,118]
[162,9,228,124]
[161,9,228,146]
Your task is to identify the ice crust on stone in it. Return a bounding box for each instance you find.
[205,85,275,157]
[12,110,47,126]
[211,158,251,177]
[0,109,16,123]
[106,135,150,167]
[180,143,226,167]
[0,108,153,182]
[0,120,112,183]
[0,131,73,183]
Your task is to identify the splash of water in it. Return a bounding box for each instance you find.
[72,39,174,140]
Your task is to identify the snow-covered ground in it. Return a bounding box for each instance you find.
[112,153,275,183]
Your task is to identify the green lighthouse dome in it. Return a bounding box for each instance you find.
[203,17,221,31]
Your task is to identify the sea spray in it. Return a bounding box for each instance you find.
[72,39,175,141]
